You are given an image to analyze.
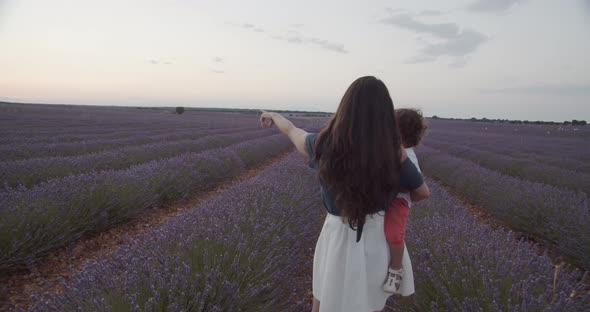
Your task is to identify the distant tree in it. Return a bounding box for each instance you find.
[432,115,439,119]
[470,117,477,122]
[571,119,587,126]
[176,106,185,114]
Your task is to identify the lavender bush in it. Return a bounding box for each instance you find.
[422,141,590,193]
[0,126,256,161]
[26,156,589,311]
[424,120,590,174]
[417,146,590,269]
[0,104,261,137]
[426,119,590,139]
[425,136,590,175]
[27,153,324,312]
[389,180,589,311]
[1,128,274,189]
[0,135,292,274]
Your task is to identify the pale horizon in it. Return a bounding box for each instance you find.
[1,0,589,122]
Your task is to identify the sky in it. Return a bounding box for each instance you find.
[0,0,589,121]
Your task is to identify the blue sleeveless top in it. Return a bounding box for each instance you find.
[304,133,424,241]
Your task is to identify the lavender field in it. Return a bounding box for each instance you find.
[29,153,324,312]
[0,103,323,275]
[418,119,590,270]
[21,154,590,311]
[1,103,589,311]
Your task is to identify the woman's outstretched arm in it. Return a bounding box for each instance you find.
[260,111,308,156]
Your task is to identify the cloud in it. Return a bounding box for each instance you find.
[421,29,487,57]
[466,0,524,13]
[448,57,468,68]
[210,57,225,73]
[418,10,443,16]
[149,59,172,65]
[273,34,348,53]
[230,21,348,54]
[480,83,590,96]
[380,12,487,66]
[286,36,303,44]
[381,13,460,39]
[404,55,436,64]
[309,38,348,54]
[385,7,405,14]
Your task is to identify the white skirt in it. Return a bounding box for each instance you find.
[312,213,415,312]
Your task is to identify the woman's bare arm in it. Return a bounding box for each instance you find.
[260,111,308,156]
[410,183,430,202]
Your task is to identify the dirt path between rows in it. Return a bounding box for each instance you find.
[1,151,294,311]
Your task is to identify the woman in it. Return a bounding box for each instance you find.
[260,76,430,312]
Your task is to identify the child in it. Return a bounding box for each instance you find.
[383,108,427,294]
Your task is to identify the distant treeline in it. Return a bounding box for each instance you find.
[430,115,587,126]
[171,106,333,117]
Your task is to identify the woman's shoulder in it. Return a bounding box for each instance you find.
[399,155,424,189]
[305,133,319,155]
[305,133,320,169]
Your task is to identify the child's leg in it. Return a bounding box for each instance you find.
[389,246,404,270]
[384,198,410,270]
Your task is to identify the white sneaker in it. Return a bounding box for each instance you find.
[383,267,403,294]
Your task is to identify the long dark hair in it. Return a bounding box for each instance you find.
[314,76,403,231]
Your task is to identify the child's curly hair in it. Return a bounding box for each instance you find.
[395,108,427,148]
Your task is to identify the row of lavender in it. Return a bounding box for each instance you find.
[1,128,274,189]
[390,180,589,311]
[425,120,590,174]
[416,145,590,269]
[0,134,293,274]
[27,155,589,311]
[422,139,590,193]
[0,103,261,137]
[0,127,197,145]
[0,126,258,161]
[27,153,324,312]
[427,135,590,176]
[425,119,590,139]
